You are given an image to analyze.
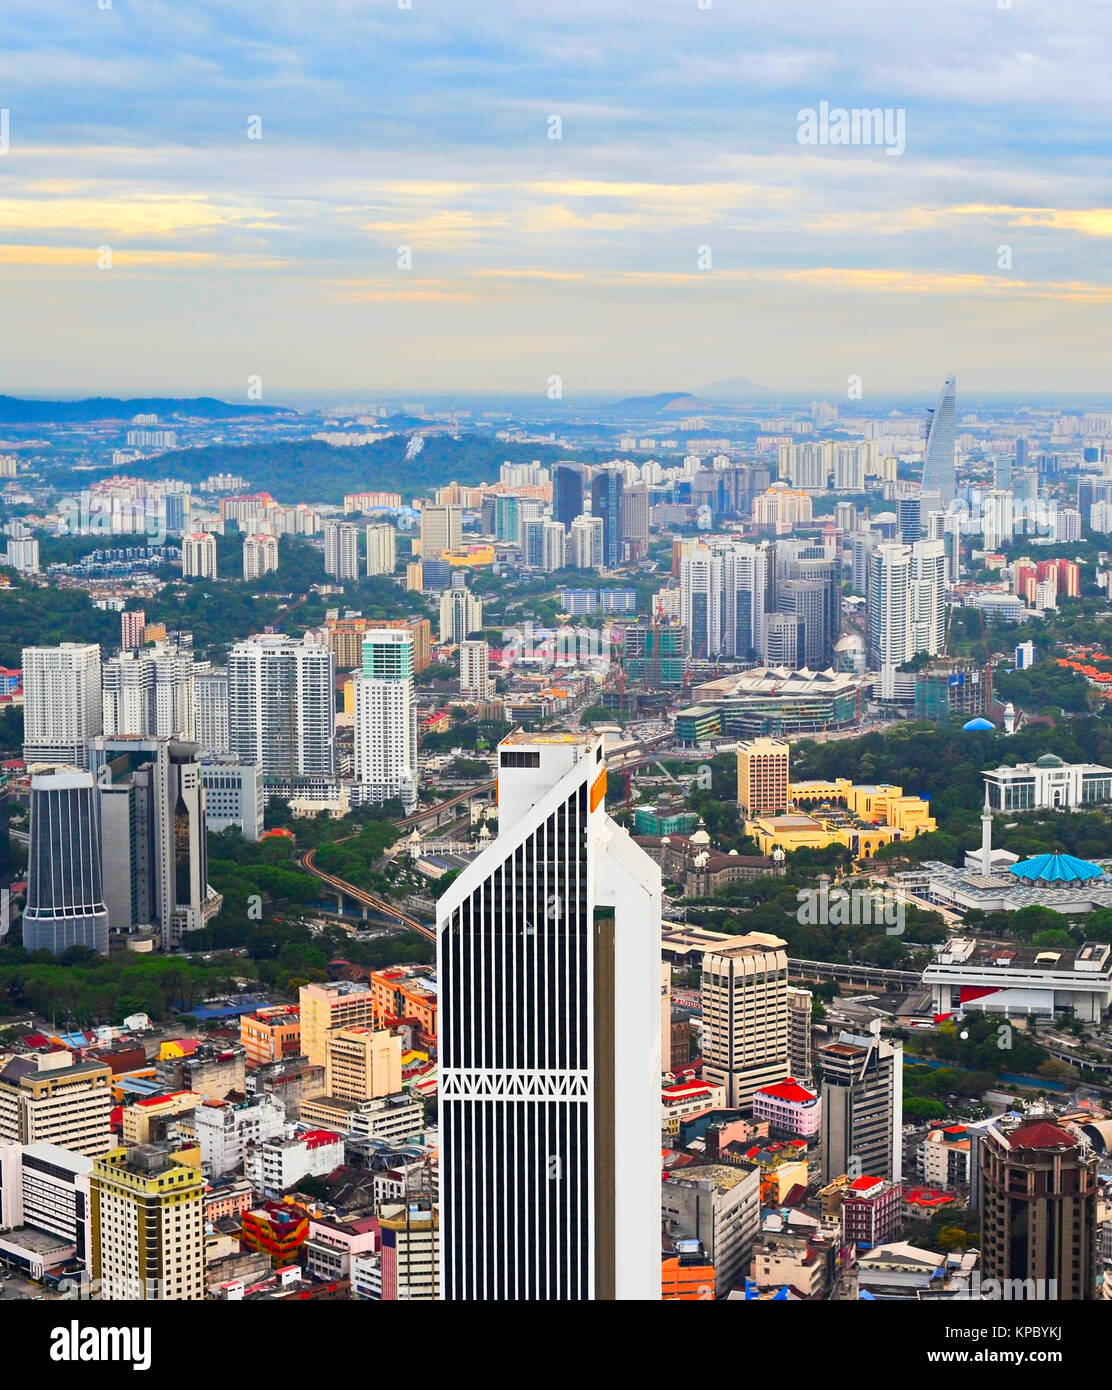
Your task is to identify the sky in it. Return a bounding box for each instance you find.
[1,0,1111,400]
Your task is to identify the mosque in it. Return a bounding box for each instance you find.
[895,786,1112,917]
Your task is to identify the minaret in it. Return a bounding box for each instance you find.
[980,784,993,875]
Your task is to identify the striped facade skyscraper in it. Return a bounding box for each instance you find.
[437,732,661,1300]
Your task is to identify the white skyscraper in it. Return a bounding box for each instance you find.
[323,521,360,582]
[227,635,334,777]
[438,732,662,1301]
[459,640,494,699]
[102,645,195,741]
[365,523,397,576]
[353,629,418,812]
[22,643,103,769]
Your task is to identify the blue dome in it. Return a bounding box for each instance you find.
[962,718,995,731]
[1008,852,1104,884]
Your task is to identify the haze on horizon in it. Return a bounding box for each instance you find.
[1,0,1111,399]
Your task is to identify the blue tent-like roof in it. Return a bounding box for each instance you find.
[1007,852,1104,884]
[962,717,995,731]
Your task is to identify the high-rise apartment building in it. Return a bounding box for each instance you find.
[353,629,418,812]
[120,609,146,649]
[867,540,946,701]
[227,635,335,778]
[0,1057,112,1155]
[819,1030,903,1183]
[523,517,567,571]
[102,644,196,741]
[439,586,483,643]
[701,933,790,1109]
[721,543,769,661]
[365,522,397,576]
[736,738,790,817]
[324,1027,403,1103]
[299,981,375,1069]
[195,667,230,755]
[24,768,109,956]
[243,532,279,581]
[181,531,218,579]
[681,548,723,659]
[90,1144,205,1300]
[980,1120,1098,1300]
[570,513,604,569]
[22,643,103,768]
[420,503,461,560]
[323,521,360,582]
[459,640,494,699]
[438,731,662,1300]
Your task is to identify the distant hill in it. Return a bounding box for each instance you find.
[127,434,609,506]
[0,396,295,424]
[699,377,773,402]
[598,391,711,416]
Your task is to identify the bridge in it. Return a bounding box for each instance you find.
[301,846,435,944]
[788,957,923,989]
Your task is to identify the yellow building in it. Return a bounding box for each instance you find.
[747,777,936,862]
[121,1090,200,1146]
[324,1027,403,1103]
[91,1145,206,1301]
[299,980,375,1068]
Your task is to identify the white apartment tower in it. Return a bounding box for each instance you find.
[459,640,494,700]
[365,523,397,576]
[195,667,230,755]
[227,635,335,777]
[437,732,662,1300]
[181,531,217,579]
[680,549,724,659]
[102,644,196,741]
[570,514,604,570]
[439,586,483,644]
[243,532,279,581]
[22,643,103,769]
[353,630,418,812]
[867,539,946,700]
[324,521,361,582]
